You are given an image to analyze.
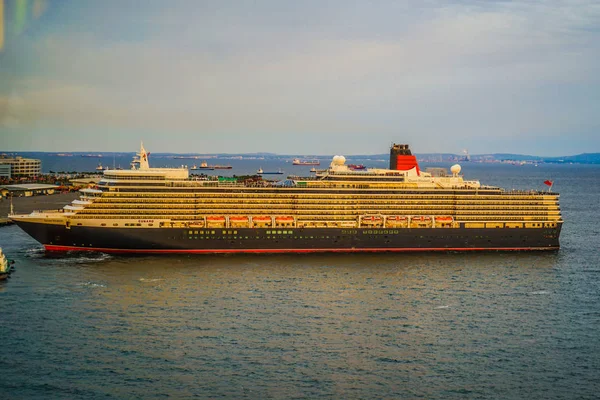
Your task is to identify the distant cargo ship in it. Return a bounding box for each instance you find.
[257,168,283,175]
[190,161,214,170]
[190,162,231,170]
[348,164,366,170]
[10,143,562,253]
[292,158,320,166]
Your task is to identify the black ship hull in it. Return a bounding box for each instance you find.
[15,221,561,254]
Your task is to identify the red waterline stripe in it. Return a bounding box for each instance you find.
[44,245,558,253]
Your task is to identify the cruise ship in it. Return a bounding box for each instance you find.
[10,143,562,253]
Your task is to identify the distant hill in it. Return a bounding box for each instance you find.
[542,153,600,164]
[3,151,600,164]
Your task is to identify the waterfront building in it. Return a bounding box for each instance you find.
[0,155,42,177]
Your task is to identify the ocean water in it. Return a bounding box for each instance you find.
[1,162,599,399]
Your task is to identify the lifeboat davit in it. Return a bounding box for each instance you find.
[252,216,272,227]
[229,216,249,222]
[410,216,433,228]
[386,215,409,228]
[362,216,383,225]
[387,216,408,221]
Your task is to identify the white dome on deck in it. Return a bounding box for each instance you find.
[451,164,461,175]
[332,155,346,165]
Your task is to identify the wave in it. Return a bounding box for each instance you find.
[78,281,107,288]
[139,278,164,282]
[43,251,113,264]
[24,247,46,258]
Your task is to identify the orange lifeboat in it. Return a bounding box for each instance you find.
[387,216,408,222]
[410,216,432,228]
[275,216,295,227]
[362,216,383,226]
[252,216,272,227]
[435,216,454,227]
[229,216,249,223]
[229,216,250,227]
[206,215,226,227]
[386,216,408,228]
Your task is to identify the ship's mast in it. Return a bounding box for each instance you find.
[138,142,150,170]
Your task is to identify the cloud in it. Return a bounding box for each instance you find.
[1,0,599,154]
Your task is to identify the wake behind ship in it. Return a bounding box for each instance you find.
[10,143,562,253]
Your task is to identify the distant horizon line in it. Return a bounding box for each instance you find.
[1,150,599,159]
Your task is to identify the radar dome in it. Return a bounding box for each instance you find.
[332,155,346,166]
[450,164,461,175]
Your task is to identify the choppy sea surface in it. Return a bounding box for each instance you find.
[1,161,599,399]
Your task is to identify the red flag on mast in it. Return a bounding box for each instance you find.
[544,180,553,186]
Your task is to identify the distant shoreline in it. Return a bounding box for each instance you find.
[1,151,599,164]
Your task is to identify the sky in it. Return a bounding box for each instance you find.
[0,0,599,156]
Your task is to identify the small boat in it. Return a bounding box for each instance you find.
[310,167,317,173]
[95,163,104,171]
[0,247,15,281]
[257,168,283,175]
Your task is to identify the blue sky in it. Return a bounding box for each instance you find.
[1,0,599,155]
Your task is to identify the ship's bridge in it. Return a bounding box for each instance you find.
[101,168,189,182]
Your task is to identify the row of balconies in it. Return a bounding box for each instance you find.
[81,204,561,215]
[94,195,558,206]
[76,207,560,218]
[70,214,561,224]
[102,190,554,201]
